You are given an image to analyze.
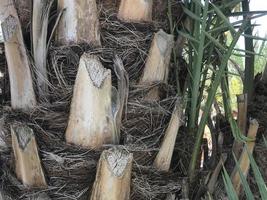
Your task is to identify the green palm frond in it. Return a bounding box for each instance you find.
[222,167,239,200]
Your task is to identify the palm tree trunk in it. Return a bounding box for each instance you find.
[242,0,255,102]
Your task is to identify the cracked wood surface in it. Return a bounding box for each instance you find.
[90,147,133,200]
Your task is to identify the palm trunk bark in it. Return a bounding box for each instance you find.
[242,0,254,102]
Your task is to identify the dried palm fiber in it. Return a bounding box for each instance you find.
[14,0,31,33]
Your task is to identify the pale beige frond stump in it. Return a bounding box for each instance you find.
[118,0,153,22]
[154,100,182,171]
[139,29,174,100]
[90,147,133,200]
[56,0,101,46]
[231,119,259,196]
[0,0,36,110]
[11,124,47,188]
[66,54,116,149]
[232,94,248,158]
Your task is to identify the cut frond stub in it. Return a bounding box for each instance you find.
[139,29,174,100]
[56,0,101,46]
[232,94,248,159]
[118,0,153,22]
[140,29,174,84]
[0,0,36,110]
[90,147,133,200]
[11,124,47,188]
[231,119,259,196]
[154,99,183,171]
[65,54,116,149]
[207,153,227,194]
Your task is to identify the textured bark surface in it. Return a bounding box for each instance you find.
[231,119,258,196]
[90,147,133,200]
[0,0,36,110]
[154,100,182,171]
[66,54,115,149]
[11,124,47,188]
[57,0,101,46]
[118,0,153,22]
